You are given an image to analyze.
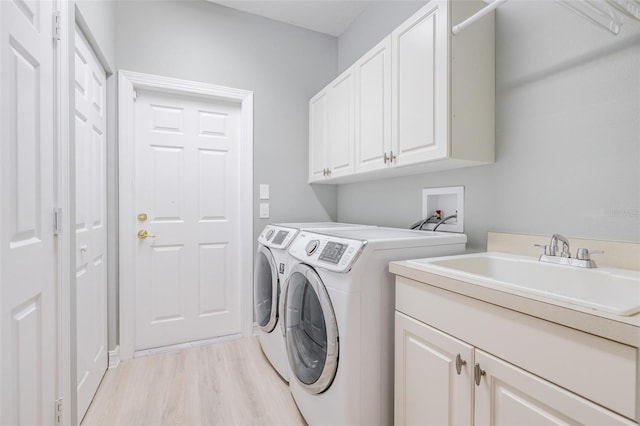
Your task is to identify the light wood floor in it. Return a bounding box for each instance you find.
[82,336,306,426]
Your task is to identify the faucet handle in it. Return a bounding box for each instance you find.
[534,243,554,256]
[576,248,604,261]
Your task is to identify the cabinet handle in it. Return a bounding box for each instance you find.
[383,152,389,164]
[474,363,486,386]
[389,150,396,163]
[455,354,466,375]
[323,168,328,176]
[327,168,331,176]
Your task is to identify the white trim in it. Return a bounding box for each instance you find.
[108,346,120,369]
[118,70,254,360]
[134,334,242,358]
[54,1,73,425]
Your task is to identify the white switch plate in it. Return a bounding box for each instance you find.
[259,203,270,219]
[421,186,464,232]
[259,184,269,200]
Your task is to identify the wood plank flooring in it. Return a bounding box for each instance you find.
[82,336,306,426]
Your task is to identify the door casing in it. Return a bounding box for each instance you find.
[118,70,254,360]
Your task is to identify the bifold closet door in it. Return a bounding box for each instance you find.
[0,0,58,424]
[74,25,108,422]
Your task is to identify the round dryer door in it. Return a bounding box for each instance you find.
[284,263,338,394]
[254,245,279,332]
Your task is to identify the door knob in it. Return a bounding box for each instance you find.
[137,230,156,239]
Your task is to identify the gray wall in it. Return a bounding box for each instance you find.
[74,0,119,350]
[114,0,339,240]
[336,0,640,250]
[338,0,426,73]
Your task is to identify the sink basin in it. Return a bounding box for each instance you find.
[407,252,640,316]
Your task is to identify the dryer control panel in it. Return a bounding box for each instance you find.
[258,225,298,249]
[289,231,366,273]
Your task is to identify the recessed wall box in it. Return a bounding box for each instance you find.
[421,186,464,233]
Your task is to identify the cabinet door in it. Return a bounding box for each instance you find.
[474,350,635,425]
[309,90,328,182]
[395,312,474,426]
[327,68,355,178]
[391,1,449,167]
[355,36,392,174]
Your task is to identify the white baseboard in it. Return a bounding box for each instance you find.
[133,333,243,358]
[108,346,120,369]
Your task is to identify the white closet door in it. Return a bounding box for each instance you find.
[0,0,57,424]
[134,90,242,351]
[74,26,108,421]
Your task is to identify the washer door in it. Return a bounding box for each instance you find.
[254,245,279,332]
[284,263,339,394]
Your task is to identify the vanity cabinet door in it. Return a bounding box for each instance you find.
[474,350,634,425]
[395,312,474,426]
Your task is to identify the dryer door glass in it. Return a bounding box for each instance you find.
[254,245,279,332]
[284,264,339,394]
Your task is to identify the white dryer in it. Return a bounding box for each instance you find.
[283,227,467,425]
[254,222,375,382]
[255,224,298,381]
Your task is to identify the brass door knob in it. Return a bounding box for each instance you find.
[137,230,156,239]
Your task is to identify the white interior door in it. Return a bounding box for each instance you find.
[74,26,107,421]
[0,0,57,424]
[134,90,242,351]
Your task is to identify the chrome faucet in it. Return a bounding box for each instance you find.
[550,233,571,257]
[535,234,603,268]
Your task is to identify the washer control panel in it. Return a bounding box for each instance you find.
[289,232,365,273]
[258,225,298,249]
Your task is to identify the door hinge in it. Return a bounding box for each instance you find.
[53,208,63,235]
[53,11,62,41]
[133,90,138,101]
[55,397,63,425]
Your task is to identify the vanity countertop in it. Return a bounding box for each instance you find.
[390,257,640,348]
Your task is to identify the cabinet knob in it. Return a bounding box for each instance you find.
[389,150,396,163]
[474,363,486,386]
[383,152,389,164]
[455,354,467,375]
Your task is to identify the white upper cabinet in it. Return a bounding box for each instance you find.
[328,68,355,179]
[391,0,448,167]
[309,0,495,184]
[309,90,329,182]
[309,67,355,182]
[355,35,392,174]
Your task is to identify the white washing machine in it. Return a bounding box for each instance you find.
[254,222,375,382]
[283,227,467,425]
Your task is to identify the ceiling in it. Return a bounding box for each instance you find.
[207,1,373,37]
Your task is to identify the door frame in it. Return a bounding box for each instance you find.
[118,70,254,360]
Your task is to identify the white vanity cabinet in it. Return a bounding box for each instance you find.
[310,0,495,184]
[309,66,355,182]
[394,276,638,425]
[395,312,474,425]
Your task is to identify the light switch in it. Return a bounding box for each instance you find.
[259,203,270,219]
[259,184,270,200]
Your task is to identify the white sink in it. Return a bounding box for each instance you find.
[407,252,640,316]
